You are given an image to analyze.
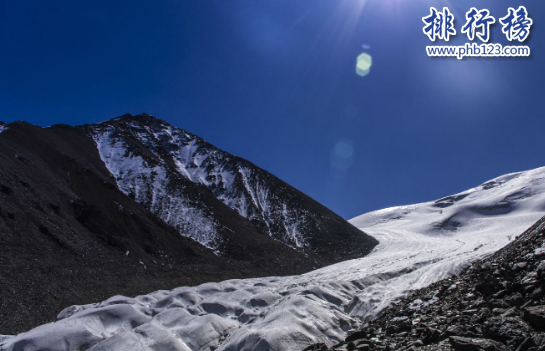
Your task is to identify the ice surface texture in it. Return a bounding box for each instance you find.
[4,166,545,350]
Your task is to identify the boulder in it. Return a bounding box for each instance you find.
[524,306,545,330]
[484,316,530,341]
[449,336,506,351]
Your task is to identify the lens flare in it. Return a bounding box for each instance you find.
[356,52,372,77]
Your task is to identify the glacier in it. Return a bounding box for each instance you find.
[3,166,545,351]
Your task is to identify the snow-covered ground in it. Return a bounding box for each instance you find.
[0,124,7,134]
[3,167,545,351]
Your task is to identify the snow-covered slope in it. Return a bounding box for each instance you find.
[86,114,377,263]
[91,125,222,249]
[4,166,545,351]
[351,167,545,234]
[89,114,315,249]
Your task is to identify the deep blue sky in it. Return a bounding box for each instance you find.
[1,0,544,219]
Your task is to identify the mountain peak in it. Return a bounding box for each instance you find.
[87,115,378,262]
[105,113,164,126]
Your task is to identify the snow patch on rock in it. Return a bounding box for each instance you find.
[91,127,221,249]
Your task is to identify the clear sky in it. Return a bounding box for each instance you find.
[1,0,544,219]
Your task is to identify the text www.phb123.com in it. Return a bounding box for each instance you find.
[426,43,530,59]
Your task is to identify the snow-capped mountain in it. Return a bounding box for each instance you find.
[5,165,545,351]
[85,114,377,263]
[0,116,376,335]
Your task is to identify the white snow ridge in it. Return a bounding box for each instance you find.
[3,166,545,351]
[0,124,7,134]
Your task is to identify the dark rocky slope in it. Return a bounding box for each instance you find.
[0,121,375,335]
[306,215,545,351]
